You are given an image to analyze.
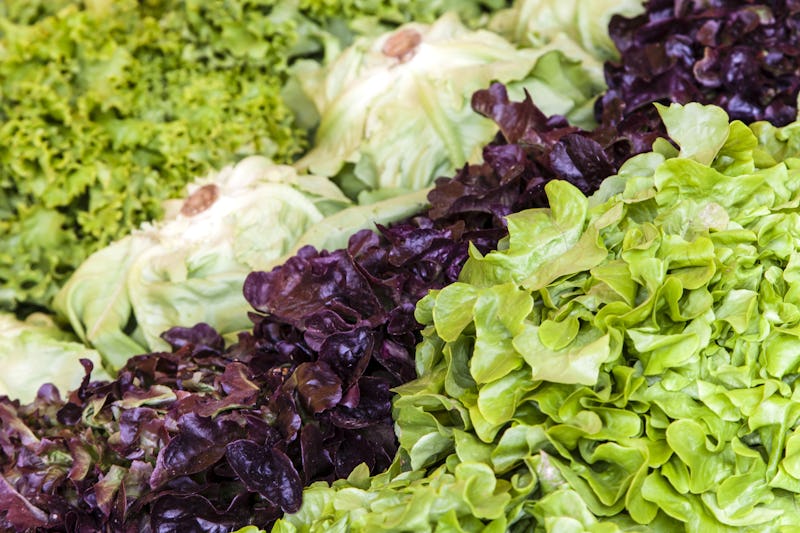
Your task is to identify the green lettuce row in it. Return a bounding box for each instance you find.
[267,104,800,531]
[0,0,509,313]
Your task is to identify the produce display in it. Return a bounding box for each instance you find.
[276,102,800,531]
[0,0,507,313]
[3,0,800,532]
[49,11,604,372]
[0,80,638,531]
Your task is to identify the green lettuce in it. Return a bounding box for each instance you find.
[1,0,505,312]
[290,12,605,202]
[0,312,110,403]
[52,157,351,370]
[488,0,645,61]
[52,156,432,371]
[0,0,308,311]
[273,104,800,531]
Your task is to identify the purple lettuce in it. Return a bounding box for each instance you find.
[0,322,397,531]
[598,0,800,142]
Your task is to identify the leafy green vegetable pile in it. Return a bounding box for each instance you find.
[273,103,800,531]
[0,0,509,313]
[6,0,800,531]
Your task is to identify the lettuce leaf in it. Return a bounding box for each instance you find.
[488,0,645,61]
[0,312,110,403]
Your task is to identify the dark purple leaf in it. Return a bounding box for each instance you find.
[292,361,342,414]
[225,440,302,513]
[150,414,242,489]
[0,476,49,529]
[300,424,333,483]
[160,323,225,355]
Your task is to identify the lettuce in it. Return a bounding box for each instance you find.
[0,1,310,311]
[52,157,351,370]
[488,0,645,61]
[596,0,800,157]
[291,13,606,202]
[0,313,110,403]
[274,104,800,531]
[0,0,507,312]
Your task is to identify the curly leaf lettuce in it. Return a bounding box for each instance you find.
[0,0,311,311]
[274,104,800,531]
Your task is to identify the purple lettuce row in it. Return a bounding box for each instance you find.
[598,0,800,140]
[0,325,395,531]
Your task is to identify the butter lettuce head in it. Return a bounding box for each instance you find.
[0,312,110,403]
[291,12,605,202]
[273,105,800,531]
[52,157,353,370]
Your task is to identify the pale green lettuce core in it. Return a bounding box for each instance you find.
[270,104,800,531]
[290,12,605,202]
[0,312,111,403]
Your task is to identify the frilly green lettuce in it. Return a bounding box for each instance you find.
[0,312,110,403]
[488,0,645,61]
[270,104,800,531]
[291,12,605,202]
